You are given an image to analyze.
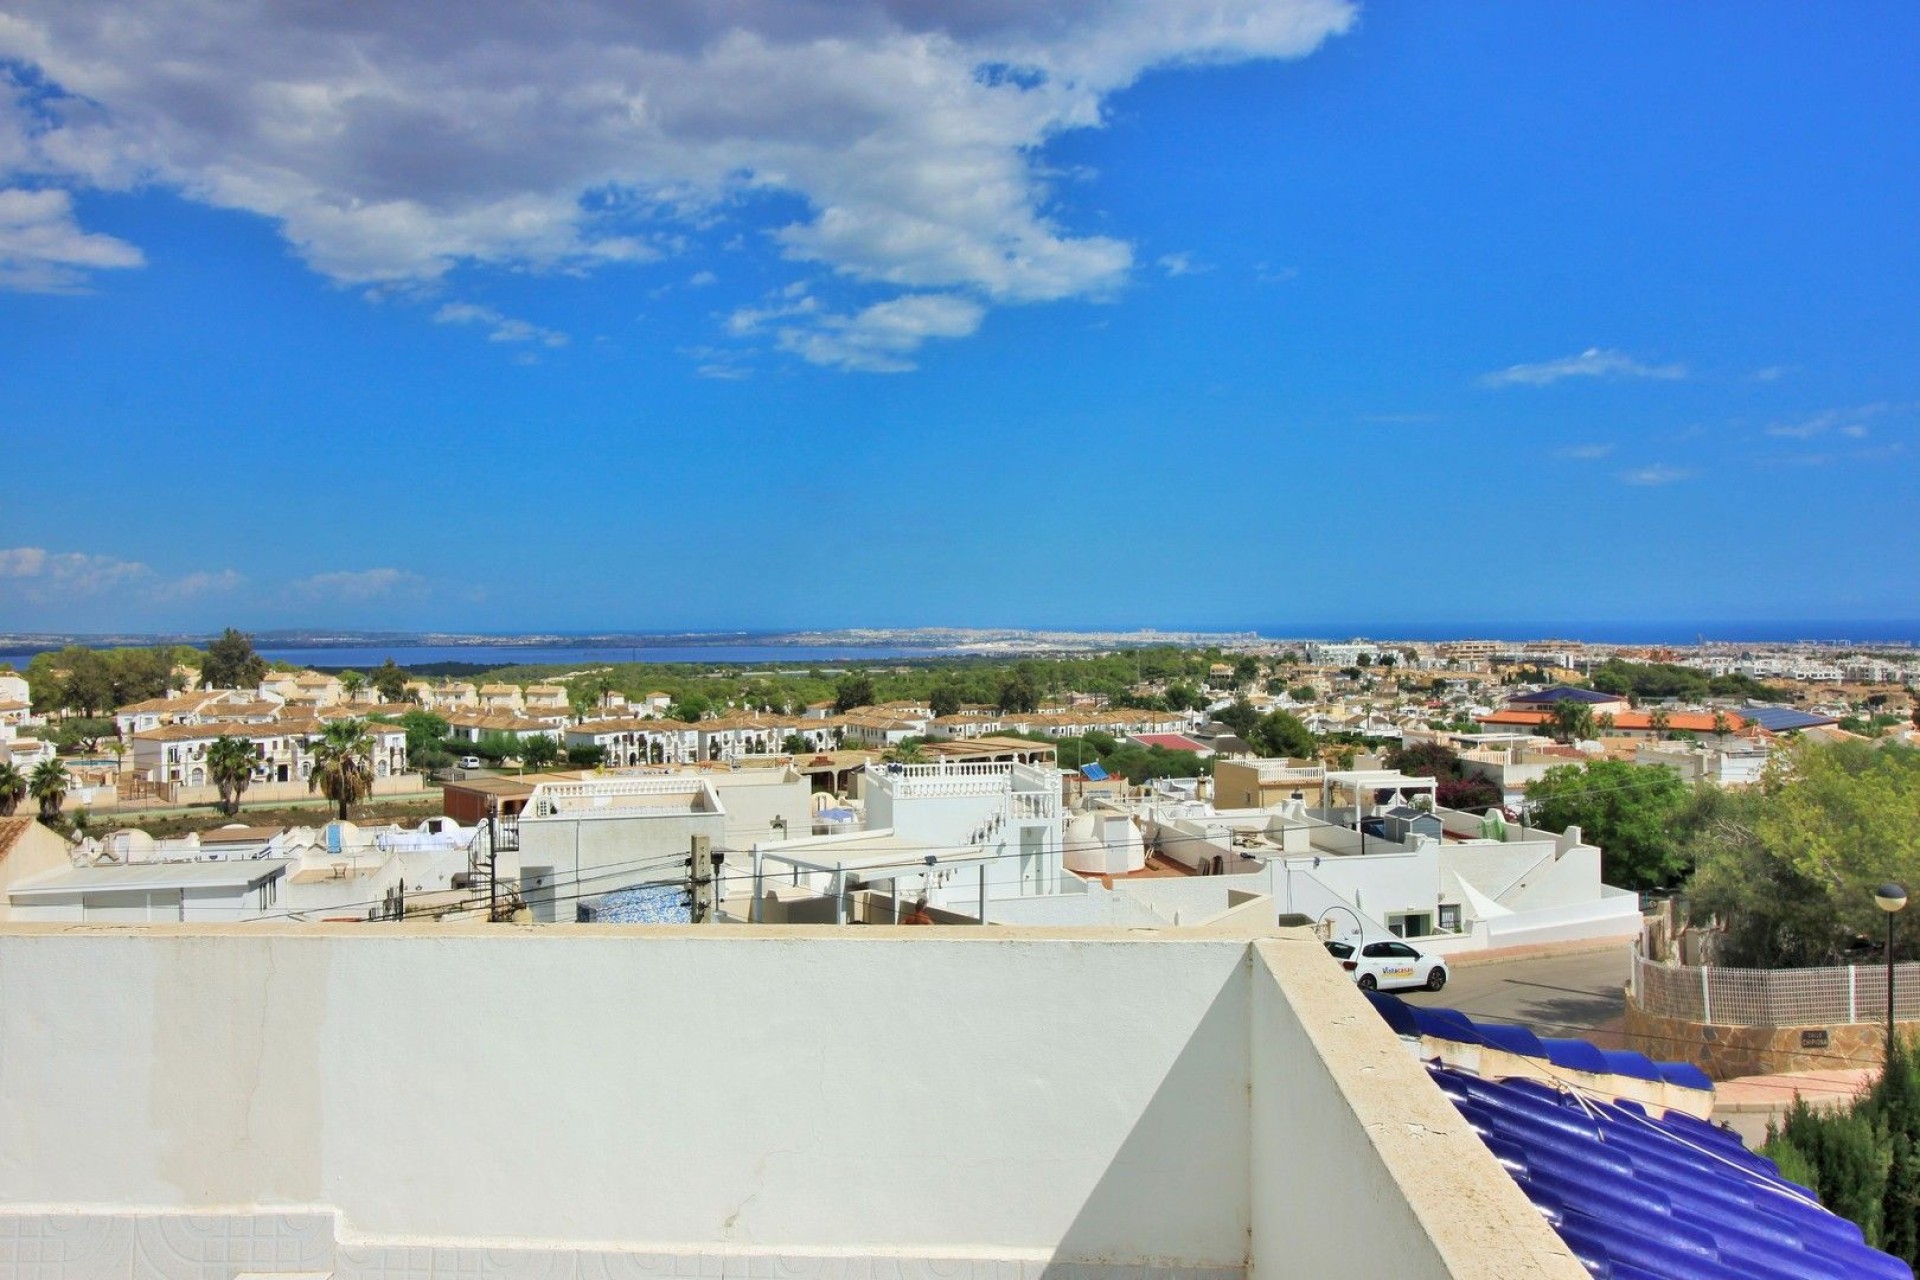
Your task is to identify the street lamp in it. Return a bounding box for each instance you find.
[1319,903,1365,944]
[1877,882,1908,1063]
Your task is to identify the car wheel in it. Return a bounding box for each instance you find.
[1357,974,1377,992]
[1425,968,1447,992]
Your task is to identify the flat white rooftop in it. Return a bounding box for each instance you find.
[10,859,291,896]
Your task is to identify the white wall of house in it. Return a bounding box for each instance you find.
[516,806,725,922]
[862,764,1063,898]
[704,770,813,847]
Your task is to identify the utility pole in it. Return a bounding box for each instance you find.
[690,834,715,923]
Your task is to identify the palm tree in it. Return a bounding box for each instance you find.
[307,718,375,820]
[0,762,25,816]
[29,757,69,824]
[207,734,257,817]
[1549,700,1596,745]
[1711,711,1732,739]
[885,739,928,765]
[1648,708,1672,740]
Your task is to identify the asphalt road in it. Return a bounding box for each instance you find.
[1395,945,1635,1047]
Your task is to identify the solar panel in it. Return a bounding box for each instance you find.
[1740,705,1838,732]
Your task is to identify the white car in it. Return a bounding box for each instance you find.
[459,756,482,771]
[1325,939,1449,993]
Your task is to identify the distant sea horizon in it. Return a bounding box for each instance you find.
[1,620,1915,671]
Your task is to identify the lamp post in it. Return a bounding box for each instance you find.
[1877,882,1909,1064]
[1319,903,1365,945]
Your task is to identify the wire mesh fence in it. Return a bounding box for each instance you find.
[1632,949,1920,1026]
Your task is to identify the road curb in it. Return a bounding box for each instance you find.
[1445,937,1636,969]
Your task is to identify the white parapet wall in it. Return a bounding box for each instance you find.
[0,922,1581,1280]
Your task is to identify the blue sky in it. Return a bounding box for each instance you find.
[1,1,1916,636]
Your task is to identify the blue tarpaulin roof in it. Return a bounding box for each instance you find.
[1365,990,1711,1091]
[1080,763,1108,781]
[1434,1068,1908,1279]
[1362,990,1907,1278]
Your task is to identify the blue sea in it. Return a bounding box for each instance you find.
[250,643,959,669]
[4,620,1915,672]
[1258,621,1920,646]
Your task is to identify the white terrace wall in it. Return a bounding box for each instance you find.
[0,925,1253,1272]
[1250,937,1584,1280]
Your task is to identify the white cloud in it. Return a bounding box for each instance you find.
[154,568,243,601]
[772,292,986,372]
[0,185,142,290]
[688,269,718,287]
[1764,404,1888,440]
[0,545,149,593]
[726,287,820,336]
[1559,443,1614,460]
[1618,464,1691,486]
[0,545,239,602]
[433,301,568,347]
[1157,251,1208,277]
[0,1,1355,348]
[1481,347,1687,389]
[287,567,425,602]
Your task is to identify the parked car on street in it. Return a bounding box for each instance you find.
[1324,938,1449,992]
[459,755,482,770]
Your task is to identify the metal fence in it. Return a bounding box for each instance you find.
[1632,949,1920,1026]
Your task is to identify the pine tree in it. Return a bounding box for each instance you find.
[1868,1034,1920,1264]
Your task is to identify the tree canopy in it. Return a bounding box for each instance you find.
[307,718,375,820]
[997,670,1041,714]
[1691,741,1920,966]
[371,658,409,703]
[1249,710,1315,760]
[202,628,268,689]
[1523,757,1694,889]
[29,757,68,823]
[207,734,256,817]
[25,644,179,714]
[1383,741,1503,811]
[832,672,876,713]
[1586,657,1790,703]
[1549,700,1597,744]
[928,683,961,718]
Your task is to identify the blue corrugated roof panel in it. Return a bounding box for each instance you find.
[1370,991,1713,1090]
[1433,1067,1910,1279]
[1741,705,1840,732]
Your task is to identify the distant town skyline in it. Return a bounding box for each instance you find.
[2,2,1916,632]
